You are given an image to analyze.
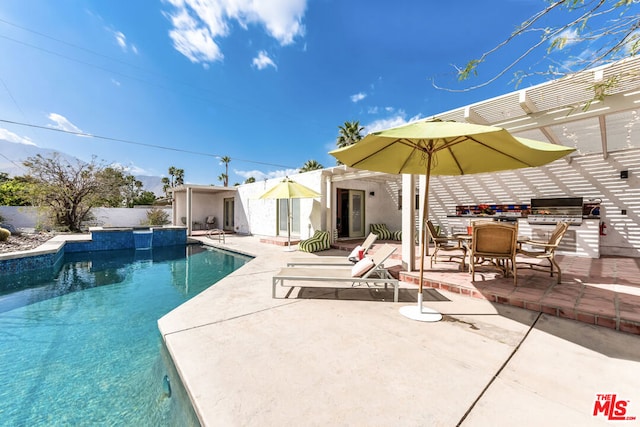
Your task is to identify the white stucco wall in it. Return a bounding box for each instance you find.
[235,170,324,239]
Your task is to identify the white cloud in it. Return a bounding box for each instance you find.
[109,29,138,54]
[111,162,151,176]
[111,78,121,86]
[350,92,366,103]
[551,28,580,48]
[0,128,36,146]
[164,0,307,66]
[363,111,424,134]
[252,50,277,70]
[47,113,87,136]
[235,167,299,181]
[115,31,126,49]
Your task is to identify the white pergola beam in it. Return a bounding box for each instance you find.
[464,106,488,124]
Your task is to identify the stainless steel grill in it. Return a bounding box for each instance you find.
[527,197,583,225]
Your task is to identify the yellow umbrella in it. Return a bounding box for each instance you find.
[330,120,575,321]
[259,177,321,251]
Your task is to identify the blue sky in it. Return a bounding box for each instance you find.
[0,1,626,186]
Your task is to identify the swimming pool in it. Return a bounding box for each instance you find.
[0,244,251,426]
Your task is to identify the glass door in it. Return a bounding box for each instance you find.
[223,198,234,231]
[278,198,300,236]
[348,190,365,237]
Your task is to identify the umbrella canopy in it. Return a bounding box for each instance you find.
[330,120,575,321]
[259,178,321,200]
[259,178,321,250]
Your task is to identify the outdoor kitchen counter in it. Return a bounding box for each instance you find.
[445,217,600,258]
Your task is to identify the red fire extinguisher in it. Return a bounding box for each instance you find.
[599,221,607,236]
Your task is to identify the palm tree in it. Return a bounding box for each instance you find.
[162,166,184,197]
[244,177,256,184]
[220,156,231,186]
[175,168,184,186]
[299,159,324,173]
[217,173,227,186]
[336,121,364,164]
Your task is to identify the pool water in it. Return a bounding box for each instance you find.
[0,245,250,426]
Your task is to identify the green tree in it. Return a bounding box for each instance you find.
[133,191,157,206]
[244,177,256,184]
[94,167,129,207]
[0,175,34,206]
[121,175,144,208]
[299,159,324,173]
[437,0,639,98]
[220,156,231,186]
[217,173,228,186]
[22,153,122,232]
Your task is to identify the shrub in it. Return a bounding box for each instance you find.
[0,227,11,242]
[143,207,170,226]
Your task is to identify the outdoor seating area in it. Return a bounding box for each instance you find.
[327,236,640,335]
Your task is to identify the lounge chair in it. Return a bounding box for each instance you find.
[298,230,331,252]
[470,221,518,285]
[516,221,569,284]
[272,244,399,302]
[286,233,378,267]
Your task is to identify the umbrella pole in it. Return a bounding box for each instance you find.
[285,198,294,252]
[399,150,442,322]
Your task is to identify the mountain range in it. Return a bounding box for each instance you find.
[0,140,165,196]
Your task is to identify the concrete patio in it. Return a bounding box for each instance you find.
[158,235,640,426]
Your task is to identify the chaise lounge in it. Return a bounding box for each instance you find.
[272,244,399,302]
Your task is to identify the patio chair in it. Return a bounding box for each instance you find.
[516,221,570,284]
[205,216,217,230]
[272,244,399,302]
[298,230,331,253]
[470,221,518,285]
[287,233,378,267]
[427,220,467,270]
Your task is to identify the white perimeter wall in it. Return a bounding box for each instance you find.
[0,206,173,229]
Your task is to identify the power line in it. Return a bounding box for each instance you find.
[0,118,298,170]
[0,20,322,128]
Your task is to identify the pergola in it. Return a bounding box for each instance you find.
[432,56,640,158]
